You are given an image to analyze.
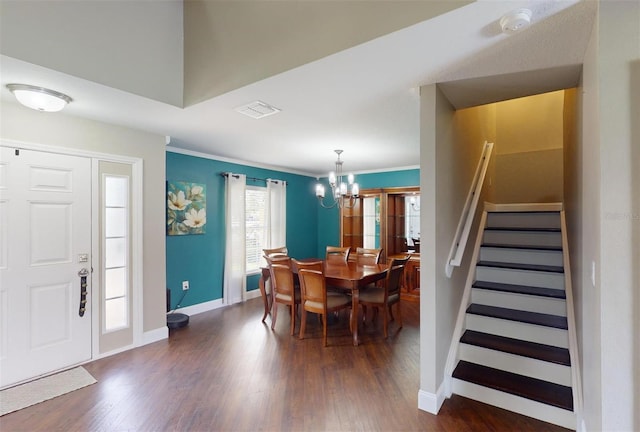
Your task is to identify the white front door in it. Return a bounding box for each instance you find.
[0,146,92,388]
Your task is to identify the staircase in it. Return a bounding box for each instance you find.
[450,204,578,430]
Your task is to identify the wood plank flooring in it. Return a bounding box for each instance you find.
[0,298,571,431]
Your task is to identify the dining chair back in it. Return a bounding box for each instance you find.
[358,255,410,338]
[264,254,292,268]
[325,246,350,264]
[355,247,383,265]
[298,269,351,346]
[292,259,324,273]
[411,238,420,253]
[263,246,288,258]
[269,263,300,335]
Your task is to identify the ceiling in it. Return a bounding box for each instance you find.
[0,0,596,177]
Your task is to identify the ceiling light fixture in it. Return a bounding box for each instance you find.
[315,150,359,209]
[500,8,532,34]
[6,84,72,112]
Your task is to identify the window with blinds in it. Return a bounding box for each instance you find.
[245,186,267,273]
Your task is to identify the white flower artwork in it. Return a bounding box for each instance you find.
[167,181,206,235]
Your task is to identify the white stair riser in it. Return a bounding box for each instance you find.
[451,379,575,430]
[459,344,572,386]
[471,289,567,316]
[483,230,562,248]
[480,247,563,267]
[486,212,561,229]
[475,266,565,290]
[465,314,569,348]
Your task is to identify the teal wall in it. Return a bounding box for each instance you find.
[166,151,318,309]
[166,150,418,309]
[314,168,420,257]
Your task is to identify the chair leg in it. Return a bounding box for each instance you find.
[271,302,278,331]
[396,302,403,330]
[299,308,307,339]
[290,303,296,336]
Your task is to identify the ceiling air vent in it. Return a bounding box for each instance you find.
[235,100,281,119]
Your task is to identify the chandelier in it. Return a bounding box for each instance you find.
[315,150,360,209]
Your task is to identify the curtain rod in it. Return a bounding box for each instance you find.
[220,172,286,185]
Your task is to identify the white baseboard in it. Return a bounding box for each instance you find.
[418,381,447,414]
[142,326,169,345]
[175,298,224,316]
[174,291,260,317]
[92,326,168,362]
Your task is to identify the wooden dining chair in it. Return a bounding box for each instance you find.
[325,246,350,264]
[264,254,292,267]
[358,255,410,338]
[355,247,383,265]
[263,246,288,258]
[292,259,324,272]
[259,255,293,323]
[298,269,351,346]
[269,263,301,335]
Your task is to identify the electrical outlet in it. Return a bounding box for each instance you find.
[182,280,189,291]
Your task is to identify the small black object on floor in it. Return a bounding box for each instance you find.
[167,312,189,329]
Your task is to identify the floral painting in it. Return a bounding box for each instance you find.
[167,181,206,235]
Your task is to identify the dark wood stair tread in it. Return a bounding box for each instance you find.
[477,260,564,274]
[453,360,573,411]
[482,243,563,252]
[461,330,570,366]
[466,304,568,329]
[484,227,561,232]
[472,280,566,299]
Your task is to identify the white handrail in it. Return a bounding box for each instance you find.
[445,141,493,278]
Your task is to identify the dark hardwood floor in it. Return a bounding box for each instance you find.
[0,298,570,431]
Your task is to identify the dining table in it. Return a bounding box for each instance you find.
[259,258,389,346]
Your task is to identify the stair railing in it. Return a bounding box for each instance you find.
[445,141,494,278]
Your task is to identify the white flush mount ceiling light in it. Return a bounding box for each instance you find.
[6,84,72,112]
[500,8,532,34]
[235,100,281,119]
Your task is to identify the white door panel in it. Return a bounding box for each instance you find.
[0,146,92,388]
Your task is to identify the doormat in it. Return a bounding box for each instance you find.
[0,367,96,416]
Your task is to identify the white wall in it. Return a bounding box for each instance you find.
[574,12,603,429]
[0,102,167,337]
[595,1,639,430]
[419,84,495,412]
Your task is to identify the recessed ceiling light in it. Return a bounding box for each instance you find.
[6,83,72,112]
[500,8,532,34]
[235,101,281,119]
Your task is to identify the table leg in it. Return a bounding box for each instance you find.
[351,284,359,346]
[258,272,272,323]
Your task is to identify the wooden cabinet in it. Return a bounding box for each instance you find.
[341,198,363,249]
[340,186,419,264]
[390,253,420,302]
